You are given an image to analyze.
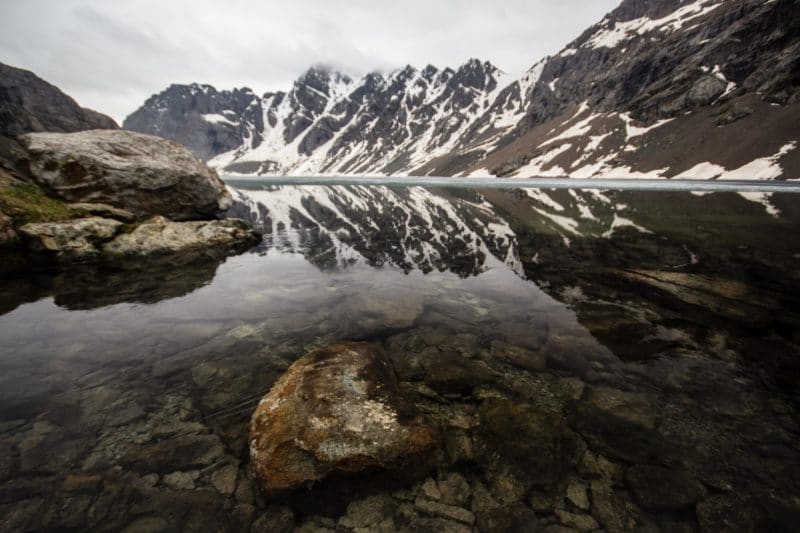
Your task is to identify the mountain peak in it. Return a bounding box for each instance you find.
[390,64,418,82]
[422,64,439,81]
[451,58,499,90]
[458,58,498,73]
[298,64,353,86]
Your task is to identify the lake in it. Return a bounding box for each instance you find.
[1,183,799,532]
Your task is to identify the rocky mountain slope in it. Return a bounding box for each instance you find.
[0,62,118,138]
[124,0,800,180]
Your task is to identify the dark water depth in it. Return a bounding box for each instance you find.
[1,185,799,532]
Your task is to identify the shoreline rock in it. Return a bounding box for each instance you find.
[1,128,259,269]
[18,130,231,221]
[20,215,259,264]
[20,217,122,261]
[103,216,259,259]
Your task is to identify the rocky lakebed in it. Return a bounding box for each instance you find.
[1,169,800,532]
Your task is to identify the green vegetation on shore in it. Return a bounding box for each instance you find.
[0,182,82,225]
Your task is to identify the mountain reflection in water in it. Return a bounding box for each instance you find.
[0,185,798,532]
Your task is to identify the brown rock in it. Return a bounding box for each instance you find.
[209,464,238,495]
[589,479,634,533]
[615,269,779,323]
[415,496,475,525]
[555,509,599,531]
[251,505,294,533]
[583,386,655,429]
[354,291,424,329]
[249,342,439,493]
[490,340,546,371]
[61,473,102,493]
[696,494,761,532]
[626,464,705,510]
[474,399,583,503]
[121,434,224,474]
[565,479,589,511]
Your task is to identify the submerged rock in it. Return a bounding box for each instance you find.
[615,269,780,324]
[626,464,705,510]
[18,130,231,221]
[490,340,546,371]
[353,291,424,329]
[474,399,583,503]
[249,342,439,493]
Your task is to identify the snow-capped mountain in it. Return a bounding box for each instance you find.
[124,0,800,179]
[125,59,509,176]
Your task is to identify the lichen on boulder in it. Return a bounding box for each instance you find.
[102,216,259,258]
[18,215,259,263]
[19,216,122,261]
[249,342,440,494]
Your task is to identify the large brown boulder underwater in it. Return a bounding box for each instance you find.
[249,342,440,494]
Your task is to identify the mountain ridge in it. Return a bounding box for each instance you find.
[0,62,118,138]
[123,0,800,180]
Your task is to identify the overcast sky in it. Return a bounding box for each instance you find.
[0,0,618,123]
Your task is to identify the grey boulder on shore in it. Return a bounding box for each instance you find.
[18,129,232,221]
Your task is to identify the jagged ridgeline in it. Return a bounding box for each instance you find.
[123,60,506,175]
[124,0,800,179]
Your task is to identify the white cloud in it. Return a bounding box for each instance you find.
[0,0,617,123]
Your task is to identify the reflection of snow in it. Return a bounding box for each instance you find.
[738,192,780,218]
[229,185,522,276]
[602,214,653,238]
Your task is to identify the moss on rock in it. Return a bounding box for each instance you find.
[0,182,82,225]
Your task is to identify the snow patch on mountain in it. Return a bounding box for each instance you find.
[585,0,724,49]
[202,113,238,126]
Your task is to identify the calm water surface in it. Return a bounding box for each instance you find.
[1,185,799,532]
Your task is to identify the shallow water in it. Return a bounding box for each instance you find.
[1,185,799,532]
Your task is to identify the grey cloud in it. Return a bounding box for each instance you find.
[0,0,619,123]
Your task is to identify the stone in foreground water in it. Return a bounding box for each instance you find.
[249,342,439,493]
